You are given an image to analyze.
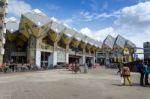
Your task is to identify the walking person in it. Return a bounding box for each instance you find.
[121,64,132,86]
[117,62,122,75]
[146,61,150,85]
[136,61,145,86]
[143,61,150,85]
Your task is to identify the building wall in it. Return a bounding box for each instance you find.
[144,42,150,59]
[0,0,7,65]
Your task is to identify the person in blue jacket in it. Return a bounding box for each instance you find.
[143,61,150,85]
[137,60,150,86]
[136,60,145,86]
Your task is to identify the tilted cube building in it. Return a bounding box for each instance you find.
[3,9,136,67]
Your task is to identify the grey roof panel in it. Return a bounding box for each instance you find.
[86,37,95,46]
[95,40,102,48]
[73,31,84,41]
[115,35,126,48]
[103,35,115,48]
[23,9,51,27]
[50,21,66,33]
[81,35,88,43]
[63,27,76,37]
[6,20,19,33]
[126,40,136,48]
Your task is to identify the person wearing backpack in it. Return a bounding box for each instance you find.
[143,61,150,85]
[136,60,145,86]
[137,61,150,86]
[121,64,132,86]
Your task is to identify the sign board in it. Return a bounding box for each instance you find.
[134,54,138,58]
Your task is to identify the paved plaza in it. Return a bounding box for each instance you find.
[0,67,149,99]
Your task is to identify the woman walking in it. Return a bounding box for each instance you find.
[121,64,132,86]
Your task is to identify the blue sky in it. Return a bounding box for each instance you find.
[8,0,146,30]
[7,0,150,58]
[23,0,143,30]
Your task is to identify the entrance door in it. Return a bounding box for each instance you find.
[41,52,51,68]
[69,55,80,63]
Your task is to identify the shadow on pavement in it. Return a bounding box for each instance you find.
[112,83,150,87]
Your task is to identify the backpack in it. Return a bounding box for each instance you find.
[122,67,130,76]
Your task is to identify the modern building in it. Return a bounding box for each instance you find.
[4,9,102,68]
[96,35,136,65]
[0,0,7,65]
[3,9,136,68]
[144,42,150,60]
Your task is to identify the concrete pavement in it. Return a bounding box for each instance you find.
[0,67,149,99]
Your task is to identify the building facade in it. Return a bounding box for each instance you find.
[144,42,150,60]
[96,35,136,65]
[4,9,136,67]
[4,9,102,68]
[0,0,7,65]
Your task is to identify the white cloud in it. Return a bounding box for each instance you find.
[80,27,92,38]
[79,11,119,21]
[80,27,118,41]
[111,1,150,58]
[8,0,32,17]
[113,1,150,47]
[115,2,150,28]
[80,11,95,21]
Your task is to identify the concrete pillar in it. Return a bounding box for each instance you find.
[79,48,86,65]
[35,50,41,68]
[0,55,3,65]
[52,42,57,66]
[92,56,95,65]
[65,45,69,64]
[27,36,36,66]
[105,52,110,66]
[83,48,86,64]
[52,51,57,65]
[79,55,85,65]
